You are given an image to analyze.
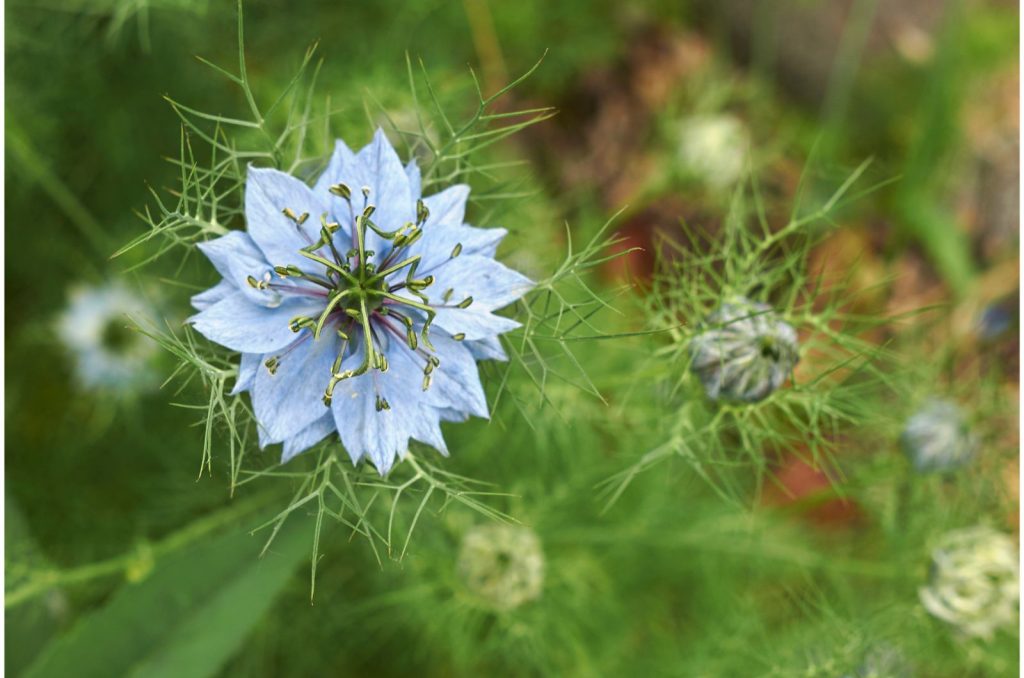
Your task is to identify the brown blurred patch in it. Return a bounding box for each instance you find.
[961,65,1019,264]
[807,223,891,316]
[690,0,947,105]
[762,455,863,529]
[522,26,712,208]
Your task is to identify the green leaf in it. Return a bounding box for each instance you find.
[23,514,310,678]
[6,493,64,676]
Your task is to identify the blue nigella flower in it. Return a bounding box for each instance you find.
[901,399,977,474]
[688,297,799,403]
[189,129,532,474]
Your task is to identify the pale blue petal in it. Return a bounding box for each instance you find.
[455,224,507,259]
[189,292,320,353]
[246,166,330,270]
[412,405,449,455]
[382,346,446,456]
[438,407,470,423]
[412,224,508,274]
[421,333,488,418]
[330,333,447,474]
[191,280,234,311]
[378,340,450,456]
[423,184,470,228]
[281,413,335,463]
[330,378,403,474]
[465,335,508,362]
[397,185,507,270]
[405,159,421,198]
[313,139,357,194]
[231,352,262,395]
[252,334,339,446]
[426,255,533,311]
[431,307,521,342]
[197,231,278,306]
[348,129,416,253]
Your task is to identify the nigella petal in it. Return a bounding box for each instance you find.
[406,222,509,272]
[405,184,508,269]
[410,405,449,456]
[231,352,262,395]
[252,333,339,447]
[454,224,507,259]
[189,292,321,354]
[330,336,448,474]
[438,407,470,423]
[379,343,451,456]
[465,335,508,362]
[197,231,278,306]
[432,307,521,342]
[428,255,534,311]
[405,159,421,199]
[191,280,234,311]
[246,166,330,270]
[348,128,416,253]
[331,377,405,475]
[313,139,358,194]
[421,333,488,419]
[280,412,335,463]
[423,184,470,227]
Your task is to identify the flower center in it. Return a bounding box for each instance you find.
[253,183,472,409]
[101,318,136,352]
[758,335,781,361]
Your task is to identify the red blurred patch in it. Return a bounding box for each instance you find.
[602,219,656,285]
[762,456,862,529]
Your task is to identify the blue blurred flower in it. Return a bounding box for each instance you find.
[57,282,157,393]
[689,298,799,403]
[901,399,977,474]
[842,645,912,678]
[189,129,532,473]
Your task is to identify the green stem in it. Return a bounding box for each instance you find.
[5,491,280,608]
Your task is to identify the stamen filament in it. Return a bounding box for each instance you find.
[367,255,422,285]
[299,250,359,285]
[313,289,352,339]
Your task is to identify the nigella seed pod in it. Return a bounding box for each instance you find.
[901,399,977,474]
[688,298,799,403]
[457,524,544,611]
[919,526,1019,639]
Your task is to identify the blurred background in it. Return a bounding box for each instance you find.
[5,0,1019,676]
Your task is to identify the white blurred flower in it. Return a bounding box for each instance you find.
[56,282,157,393]
[457,523,544,611]
[919,526,1019,639]
[677,113,749,190]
